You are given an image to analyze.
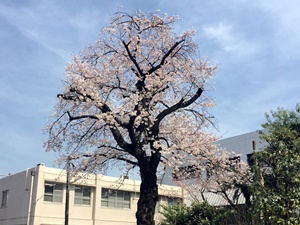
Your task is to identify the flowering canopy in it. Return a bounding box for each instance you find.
[45,11,220,175]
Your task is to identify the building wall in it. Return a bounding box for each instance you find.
[0,164,183,225]
[218,130,267,163]
[0,167,38,225]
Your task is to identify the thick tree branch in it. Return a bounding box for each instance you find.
[58,89,132,153]
[151,87,203,136]
[182,88,203,108]
[67,111,99,121]
[148,39,185,75]
[122,40,144,78]
[69,153,139,166]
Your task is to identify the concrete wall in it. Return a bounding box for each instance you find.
[0,167,38,225]
[218,130,267,162]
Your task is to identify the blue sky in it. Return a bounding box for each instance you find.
[1,0,299,176]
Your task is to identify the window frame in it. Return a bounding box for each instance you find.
[155,196,182,213]
[74,186,91,206]
[167,196,182,207]
[101,188,131,209]
[44,182,64,203]
[1,190,8,207]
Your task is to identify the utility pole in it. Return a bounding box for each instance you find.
[65,158,70,225]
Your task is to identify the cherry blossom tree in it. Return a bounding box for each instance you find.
[176,155,250,201]
[175,155,252,224]
[45,10,220,225]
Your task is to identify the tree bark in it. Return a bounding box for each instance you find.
[136,158,159,225]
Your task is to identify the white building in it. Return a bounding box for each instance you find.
[0,164,184,225]
[218,130,267,164]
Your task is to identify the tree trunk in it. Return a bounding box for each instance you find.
[136,159,159,225]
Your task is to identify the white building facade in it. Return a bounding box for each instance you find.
[218,130,267,164]
[0,164,184,225]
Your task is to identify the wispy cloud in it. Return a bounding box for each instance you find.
[258,1,300,62]
[202,22,261,60]
[0,1,107,61]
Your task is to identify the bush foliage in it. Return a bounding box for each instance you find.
[159,201,233,225]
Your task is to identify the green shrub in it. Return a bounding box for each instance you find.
[159,201,233,225]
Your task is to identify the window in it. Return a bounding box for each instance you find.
[74,186,91,205]
[1,190,8,207]
[247,153,254,167]
[228,156,241,169]
[155,196,182,213]
[44,182,63,203]
[101,188,130,209]
[167,197,181,207]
